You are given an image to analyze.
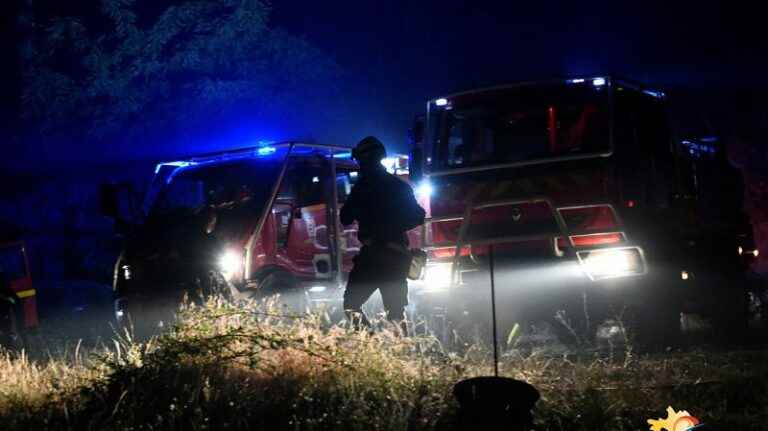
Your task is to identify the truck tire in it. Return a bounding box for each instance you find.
[0,300,24,351]
[258,271,308,314]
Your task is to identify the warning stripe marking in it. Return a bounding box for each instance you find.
[16,289,36,299]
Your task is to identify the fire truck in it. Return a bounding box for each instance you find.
[0,239,38,347]
[107,143,370,329]
[406,76,746,347]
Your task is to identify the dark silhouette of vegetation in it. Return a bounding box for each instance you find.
[21,0,338,148]
[2,297,768,429]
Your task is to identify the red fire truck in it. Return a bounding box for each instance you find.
[405,76,742,346]
[0,240,39,346]
[109,143,367,328]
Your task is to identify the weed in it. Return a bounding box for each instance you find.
[0,296,767,429]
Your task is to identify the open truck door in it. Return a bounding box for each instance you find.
[112,143,360,331]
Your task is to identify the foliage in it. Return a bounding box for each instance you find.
[21,0,338,145]
[2,297,768,430]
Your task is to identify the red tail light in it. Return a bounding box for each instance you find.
[557,205,623,249]
[557,233,623,249]
[431,246,471,260]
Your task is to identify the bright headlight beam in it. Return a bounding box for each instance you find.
[416,181,433,198]
[424,264,453,289]
[577,247,644,281]
[218,250,242,281]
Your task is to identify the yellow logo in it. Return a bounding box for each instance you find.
[647,406,701,431]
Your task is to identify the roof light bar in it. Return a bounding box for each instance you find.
[256,146,276,156]
[154,161,196,174]
[643,89,665,98]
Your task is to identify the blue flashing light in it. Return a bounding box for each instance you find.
[435,98,448,107]
[567,78,585,84]
[681,139,716,158]
[592,77,606,87]
[154,160,196,174]
[333,152,353,159]
[700,136,718,143]
[643,89,665,99]
[257,146,276,156]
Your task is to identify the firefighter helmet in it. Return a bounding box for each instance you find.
[352,136,386,162]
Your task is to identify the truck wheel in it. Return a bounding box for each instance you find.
[193,270,237,302]
[258,271,308,314]
[0,300,24,351]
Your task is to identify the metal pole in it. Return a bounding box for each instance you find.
[489,244,499,377]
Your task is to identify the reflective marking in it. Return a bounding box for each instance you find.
[16,289,36,298]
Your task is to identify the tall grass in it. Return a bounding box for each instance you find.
[1,297,768,430]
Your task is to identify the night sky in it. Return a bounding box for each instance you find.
[3,0,766,175]
[273,1,766,145]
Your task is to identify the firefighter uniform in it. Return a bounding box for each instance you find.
[341,137,425,326]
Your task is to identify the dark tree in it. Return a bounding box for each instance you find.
[21,0,338,152]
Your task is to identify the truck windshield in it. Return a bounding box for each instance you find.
[429,82,611,170]
[150,158,283,219]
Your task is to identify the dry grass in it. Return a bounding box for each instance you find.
[1,297,767,430]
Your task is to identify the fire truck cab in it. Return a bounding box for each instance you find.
[407,77,712,346]
[111,143,362,327]
[0,239,38,346]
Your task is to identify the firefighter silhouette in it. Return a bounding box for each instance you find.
[341,136,425,331]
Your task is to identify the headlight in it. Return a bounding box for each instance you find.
[424,263,453,288]
[218,249,242,281]
[114,298,127,323]
[416,181,433,198]
[577,247,646,281]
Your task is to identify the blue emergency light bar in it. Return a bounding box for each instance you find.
[566,76,605,86]
[681,139,717,158]
[154,160,197,174]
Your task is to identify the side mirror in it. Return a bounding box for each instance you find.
[100,184,120,219]
[412,116,425,144]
